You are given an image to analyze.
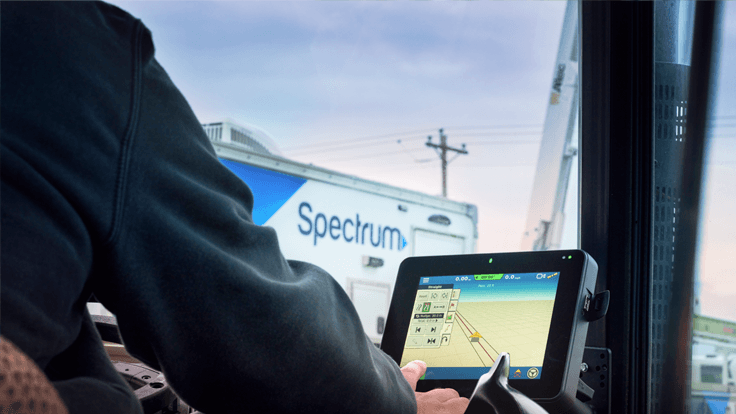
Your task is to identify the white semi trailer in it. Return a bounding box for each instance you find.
[691,315,736,413]
[89,119,478,345]
[203,120,478,344]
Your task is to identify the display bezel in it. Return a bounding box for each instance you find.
[380,250,589,399]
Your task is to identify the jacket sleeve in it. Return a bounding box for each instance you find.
[90,19,417,414]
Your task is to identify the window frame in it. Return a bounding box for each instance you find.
[580,2,723,414]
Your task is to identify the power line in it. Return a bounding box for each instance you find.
[286,135,427,156]
[285,120,735,167]
[450,131,543,138]
[443,123,544,130]
[283,117,734,152]
[293,148,437,164]
[281,123,557,153]
[296,140,542,166]
[286,132,542,157]
[352,160,537,174]
[287,136,542,159]
[397,139,436,163]
[461,139,540,146]
[281,129,435,152]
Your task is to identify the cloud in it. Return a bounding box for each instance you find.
[104,1,580,257]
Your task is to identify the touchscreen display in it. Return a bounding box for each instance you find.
[399,271,560,381]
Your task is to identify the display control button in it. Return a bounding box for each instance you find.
[406,336,423,348]
[424,336,441,348]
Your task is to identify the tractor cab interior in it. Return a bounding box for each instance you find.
[4,1,732,414]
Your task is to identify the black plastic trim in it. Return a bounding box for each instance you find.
[580,3,654,414]
[382,250,597,410]
[658,3,723,414]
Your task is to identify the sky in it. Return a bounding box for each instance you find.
[695,3,736,322]
[112,0,573,251]
[110,1,735,322]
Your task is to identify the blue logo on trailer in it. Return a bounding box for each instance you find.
[693,391,731,414]
[707,400,728,414]
[220,159,306,225]
[220,158,409,251]
[298,202,408,250]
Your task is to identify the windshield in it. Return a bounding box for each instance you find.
[97,0,580,345]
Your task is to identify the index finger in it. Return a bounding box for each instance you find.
[400,360,427,391]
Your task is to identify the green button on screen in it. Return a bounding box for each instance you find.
[474,274,503,281]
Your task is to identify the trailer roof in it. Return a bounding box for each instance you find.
[212,141,478,221]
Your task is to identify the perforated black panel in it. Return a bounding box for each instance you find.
[580,347,612,414]
[651,62,689,413]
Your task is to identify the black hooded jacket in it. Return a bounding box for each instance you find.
[0,2,415,413]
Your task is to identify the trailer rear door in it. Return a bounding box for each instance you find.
[411,229,466,256]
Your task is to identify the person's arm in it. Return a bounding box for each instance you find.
[401,361,470,414]
[87,19,416,414]
[2,3,416,412]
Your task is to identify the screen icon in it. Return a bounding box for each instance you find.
[406,336,423,348]
[527,367,540,379]
[474,274,503,281]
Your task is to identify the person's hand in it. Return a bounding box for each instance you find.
[400,360,469,414]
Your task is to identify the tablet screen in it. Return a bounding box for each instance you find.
[398,271,560,381]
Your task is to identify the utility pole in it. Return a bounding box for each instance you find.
[426,128,468,198]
